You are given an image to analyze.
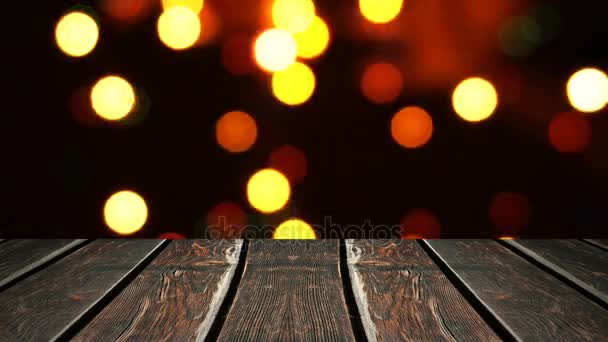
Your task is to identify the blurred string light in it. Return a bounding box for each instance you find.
[159,232,186,239]
[222,34,256,75]
[400,208,441,239]
[215,111,258,153]
[489,192,530,235]
[271,62,316,105]
[273,218,316,239]
[254,28,297,72]
[268,145,308,184]
[103,190,148,235]
[548,112,591,153]
[566,68,608,113]
[206,202,247,238]
[157,6,201,50]
[361,62,403,104]
[247,168,291,213]
[161,0,204,13]
[294,15,330,59]
[272,0,316,33]
[359,0,403,24]
[55,11,99,57]
[101,0,154,23]
[452,77,498,122]
[90,75,136,121]
[391,106,433,149]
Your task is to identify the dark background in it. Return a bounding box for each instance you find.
[5,0,608,238]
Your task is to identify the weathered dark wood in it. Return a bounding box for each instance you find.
[0,239,86,288]
[0,239,164,341]
[585,239,608,251]
[218,240,355,341]
[504,239,608,306]
[73,240,242,341]
[347,240,500,341]
[425,240,608,341]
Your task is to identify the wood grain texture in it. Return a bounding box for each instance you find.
[73,240,242,341]
[585,239,608,251]
[425,239,608,341]
[0,239,86,288]
[347,240,500,342]
[0,239,164,342]
[504,239,608,305]
[218,240,355,341]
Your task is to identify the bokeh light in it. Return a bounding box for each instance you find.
[361,62,403,104]
[548,112,591,153]
[566,68,608,113]
[272,62,316,106]
[268,145,308,184]
[359,0,403,24]
[101,0,154,23]
[90,75,136,121]
[55,11,99,57]
[452,77,498,122]
[272,0,316,33]
[273,218,317,239]
[162,0,204,13]
[222,34,256,75]
[391,106,433,149]
[103,190,148,235]
[247,168,291,213]
[294,15,330,59]
[498,235,516,240]
[254,28,297,72]
[215,111,258,153]
[159,232,186,239]
[157,6,201,50]
[207,202,247,238]
[400,208,441,239]
[489,192,530,235]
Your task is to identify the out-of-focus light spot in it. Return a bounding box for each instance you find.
[400,208,441,239]
[254,28,297,72]
[548,112,591,153]
[489,192,530,235]
[91,75,136,121]
[195,3,220,46]
[498,235,516,240]
[567,68,608,113]
[452,77,498,122]
[222,34,256,75]
[157,6,201,50]
[361,62,403,104]
[272,62,316,106]
[216,111,258,153]
[268,145,308,184]
[294,16,330,59]
[104,190,148,235]
[273,218,316,239]
[55,12,99,57]
[159,232,186,239]
[101,0,153,22]
[247,169,291,213]
[162,0,204,13]
[207,202,247,238]
[391,106,433,149]
[359,0,403,24]
[272,0,316,33]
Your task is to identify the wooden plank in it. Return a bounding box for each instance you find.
[0,239,86,288]
[585,239,608,251]
[217,240,355,341]
[347,240,500,341]
[0,239,164,342]
[424,240,608,341]
[73,240,242,341]
[504,239,608,306]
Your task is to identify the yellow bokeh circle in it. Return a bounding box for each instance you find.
[157,6,201,50]
[294,16,330,59]
[254,28,297,72]
[162,0,204,13]
[91,75,136,121]
[272,62,316,106]
[452,77,498,122]
[272,0,316,33]
[567,67,608,113]
[359,0,403,24]
[55,11,99,57]
[103,190,148,235]
[247,169,291,213]
[273,218,317,239]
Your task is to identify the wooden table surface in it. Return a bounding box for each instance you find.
[0,239,606,341]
